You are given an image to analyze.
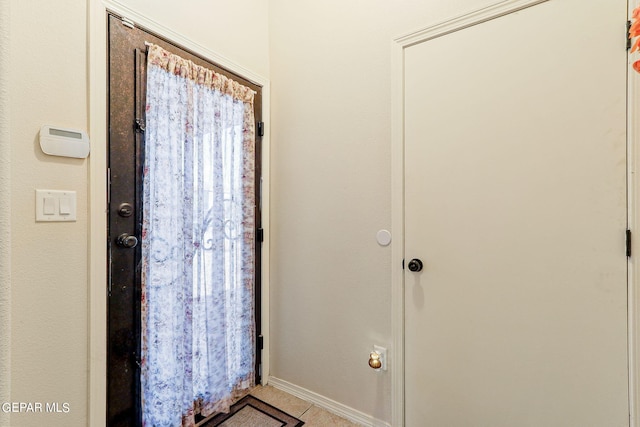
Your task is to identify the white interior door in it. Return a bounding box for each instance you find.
[403,1,629,426]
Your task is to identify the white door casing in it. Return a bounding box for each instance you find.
[392,0,631,425]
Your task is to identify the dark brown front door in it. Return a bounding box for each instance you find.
[106,13,263,426]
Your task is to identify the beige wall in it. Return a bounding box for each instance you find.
[268,0,505,423]
[0,0,11,426]
[9,1,88,425]
[117,0,270,78]
[5,1,268,426]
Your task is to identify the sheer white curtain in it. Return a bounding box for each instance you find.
[141,44,256,427]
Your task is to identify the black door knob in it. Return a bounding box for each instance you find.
[116,233,139,249]
[407,258,423,272]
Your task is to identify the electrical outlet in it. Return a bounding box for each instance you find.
[373,345,387,371]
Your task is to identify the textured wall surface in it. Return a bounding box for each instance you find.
[0,0,11,425]
[8,1,88,425]
[111,0,270,79]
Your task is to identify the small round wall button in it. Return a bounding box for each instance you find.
[376,229,392,246]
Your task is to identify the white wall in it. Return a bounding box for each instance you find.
[5,1,269,426]
[267,0,504,423]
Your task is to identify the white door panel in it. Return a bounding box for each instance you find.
[404,0,628,425]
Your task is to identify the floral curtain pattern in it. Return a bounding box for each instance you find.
[141,44,256,427]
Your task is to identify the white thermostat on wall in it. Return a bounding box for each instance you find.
[39,125,90,159]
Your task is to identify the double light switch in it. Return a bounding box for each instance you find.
[36,189,77,222]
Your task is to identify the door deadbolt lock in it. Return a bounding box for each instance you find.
[116,233,139,249]
[407,258,423,272]
[118,202,134,217]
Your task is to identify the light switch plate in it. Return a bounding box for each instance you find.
[36,189,77,222]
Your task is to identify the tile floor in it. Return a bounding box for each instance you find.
[250,385,361,427]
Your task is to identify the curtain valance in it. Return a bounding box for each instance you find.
[147,43,256,104]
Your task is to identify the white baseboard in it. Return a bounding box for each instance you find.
[267,376,391,427]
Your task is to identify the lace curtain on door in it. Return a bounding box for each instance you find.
[141,44,256,427]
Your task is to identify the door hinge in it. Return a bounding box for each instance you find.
[122,17,135,29]
[107,167,111,206]
[257,335,264,350]
[257,122,264,137]
[257,228,264,243]
[627,229,632,257]
[628,20,632,51]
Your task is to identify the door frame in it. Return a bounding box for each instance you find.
[390,1,638,426]
[88,2,272,425]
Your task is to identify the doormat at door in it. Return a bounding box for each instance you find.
[201,395,304,427]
